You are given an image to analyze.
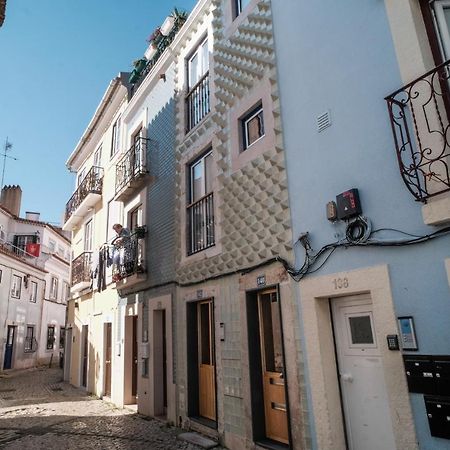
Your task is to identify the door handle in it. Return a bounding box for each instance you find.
[341,373,353,382]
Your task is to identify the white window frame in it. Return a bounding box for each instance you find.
[188,38,209,89]
[84,219,93,252]
[11,274,22,298]
[433,1,450,60]
[50,277,58,300]
[30,281,38,303]
[111,116,121,158]
[189,150,213,203]
[62,281,70,303]
[77,167,86,187]
[48,239,56,253]
[235,0,251,17]
[242,104,265,150]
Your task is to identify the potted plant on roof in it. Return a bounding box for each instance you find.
[129,58,147,84]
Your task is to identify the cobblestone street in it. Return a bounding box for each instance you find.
[0,368,210,449]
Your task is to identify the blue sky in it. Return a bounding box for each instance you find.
[0,0,196,225]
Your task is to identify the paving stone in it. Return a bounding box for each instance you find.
[178,433,219,449]
[0,367,225,450]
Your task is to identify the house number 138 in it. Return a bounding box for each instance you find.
[333,277,349,289]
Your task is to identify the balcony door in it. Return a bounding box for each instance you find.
[188,38,209,88]
[432,1,450,60]
[188,151,215,255]
[84,220,93,252]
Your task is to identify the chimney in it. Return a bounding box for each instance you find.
[25,211,40,222]
[1,185,22,216]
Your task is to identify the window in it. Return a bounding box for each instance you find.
[186,38,210,131]
[431,1,450,61]
[106,200,121,242]
[187,151,215,255]
[14,234,37,256]
[62,281,70,303]
[49,277,58,300]
[234,0,251,17]
[0,269,2,283]
[129,205,143,232]
[47,326,55,350]
[241,104,264,150]
[84,219,93,252]
[24,326,35,352]
[59,327,66,349]
[57,245,65,258]
[11,274,21,298]
[48,239,56,253]
[30,281,38,303]
[94,145,102,168]
[77,167,86,187]
[111,116,121,158]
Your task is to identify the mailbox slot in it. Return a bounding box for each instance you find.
[424,396,450,440]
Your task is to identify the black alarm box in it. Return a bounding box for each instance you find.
[336,189,362,220]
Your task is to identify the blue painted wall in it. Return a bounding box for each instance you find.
[271,1,450,449]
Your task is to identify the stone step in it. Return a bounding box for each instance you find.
[178,432,219,449]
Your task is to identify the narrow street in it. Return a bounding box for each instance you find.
[0,368,207,449]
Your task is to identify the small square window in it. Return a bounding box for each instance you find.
[241,104,264,150]
[349,315,374,345]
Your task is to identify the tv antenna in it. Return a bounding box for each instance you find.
[1,137,18,188]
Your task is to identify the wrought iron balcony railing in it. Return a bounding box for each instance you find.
[112,228,146,282]
[71,252,92,287]
[65,166,104,223]
[115,137,149,195]
[187,192,215,255]
[386,60,450,202]
[186,71,210,132]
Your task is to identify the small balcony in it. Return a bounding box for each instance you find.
[112,227,147,289]
[186,71,210,133]
[71,252,92,293]
[114,138,150,202]
[187,192,215,255]
[386,61,450,202]
[63,167,104,231]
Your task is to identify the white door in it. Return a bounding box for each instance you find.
[332,295,396,450]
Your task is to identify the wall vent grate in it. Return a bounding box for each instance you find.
[317,110,331,133]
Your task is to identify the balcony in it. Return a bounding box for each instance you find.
[112,228,146,289]
[63,167,104,231]
[187,192,215,255]
[186,72,210,133]
[71,252,92,293]
[386,61,450,202]
[115,138,150,202]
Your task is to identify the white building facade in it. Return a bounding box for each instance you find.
[0,186,71,371]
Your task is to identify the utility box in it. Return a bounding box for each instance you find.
[424,396,450,439]
[336,188,362,220]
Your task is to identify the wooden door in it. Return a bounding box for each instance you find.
[3,326,15,369]
[132,316,138,398]
[258,290,289,444]
[104,323,112,397]
[198,300,216,420]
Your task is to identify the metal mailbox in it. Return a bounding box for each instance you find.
[403,355,436,394]
[434,358,450,396]
[424,396,450,440]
